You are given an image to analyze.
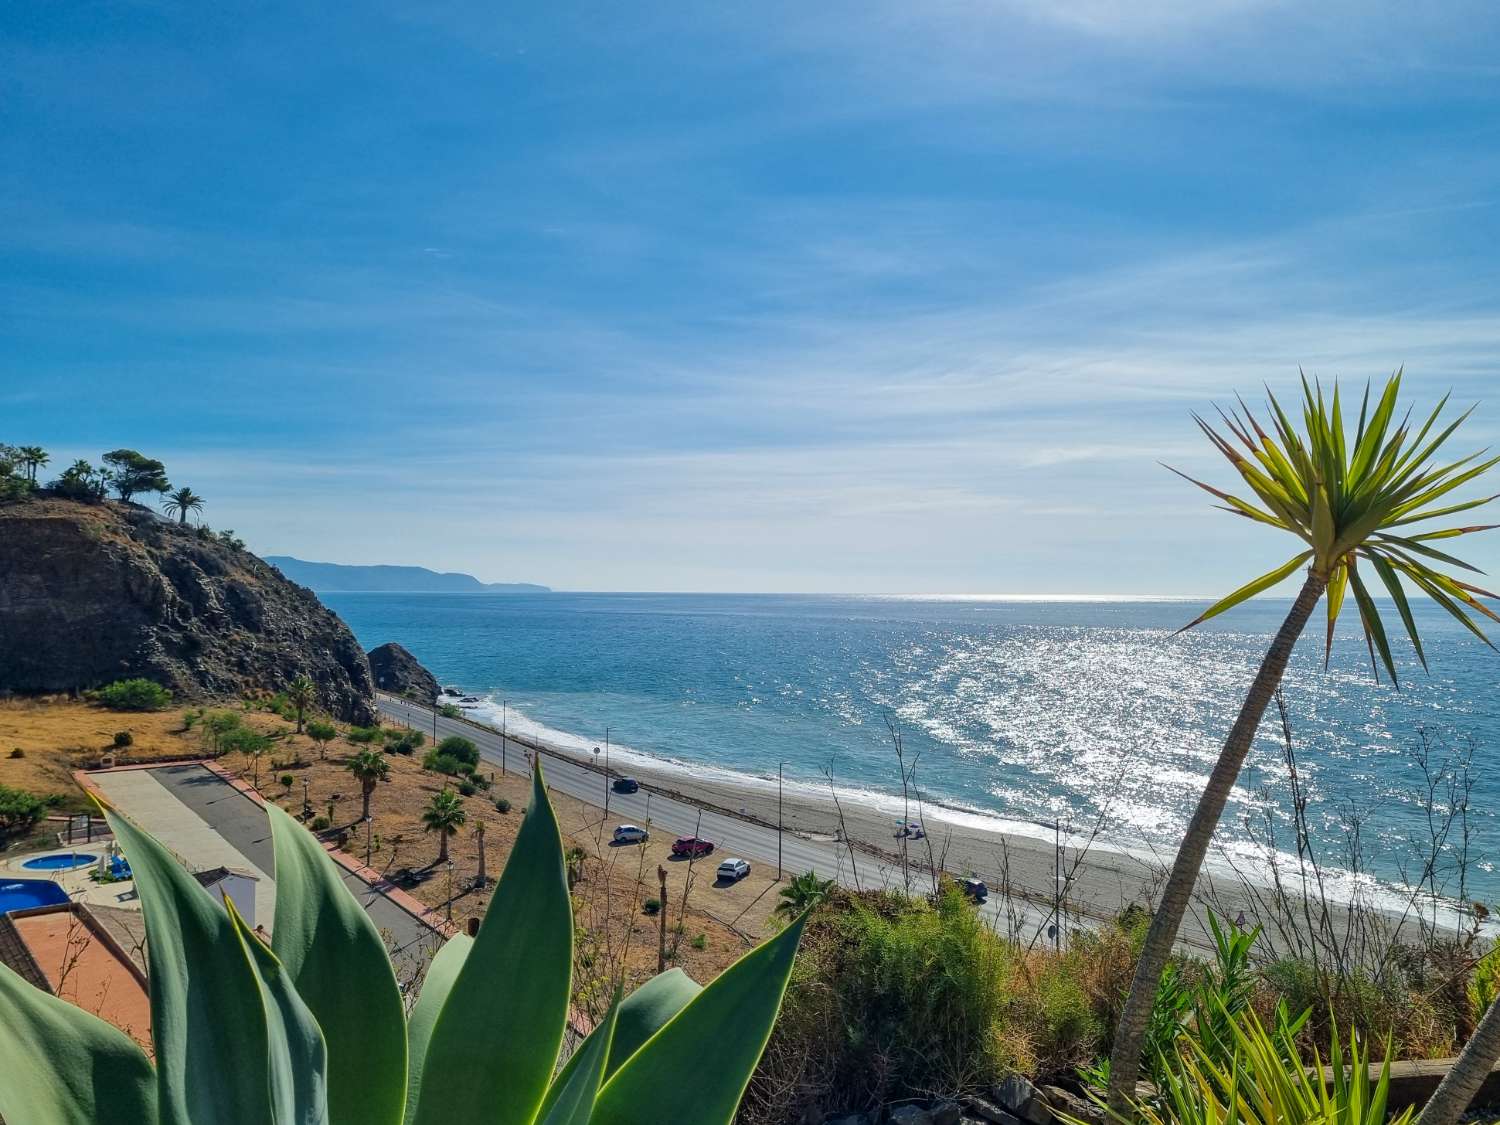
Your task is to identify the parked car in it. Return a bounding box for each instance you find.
[716,858,750,882]
[612,824,648,845]
[960,876,989,903]
[612,777,640,794]
[671,835,715,858]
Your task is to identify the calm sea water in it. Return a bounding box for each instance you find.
[325,592,1500,899]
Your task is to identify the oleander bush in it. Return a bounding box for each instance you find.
[0,765,805,1125]
[93,677,172,712]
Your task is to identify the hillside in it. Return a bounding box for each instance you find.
[265,556,549,594]
[0,500,375,721]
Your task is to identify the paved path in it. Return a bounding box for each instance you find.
[93,765,443,986]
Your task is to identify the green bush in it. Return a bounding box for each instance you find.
[495,797,512,814]
[112,731,133,749]
[0,768,807,1125]
[279,774,295,790]
[691,933,708,951]
[94,678,172,712]
[310,815,331,831]
[439,703,463,719]
[0,785,46,841]
[384,729,424,755]
[436,735,479,768]
[457,778,478,797]
[346,725,381,744]
[423,750,475,777]
[642,898,663,916]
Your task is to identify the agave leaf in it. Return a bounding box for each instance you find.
[1366,552,1427,670]
[1178,552,1312,632]
[403,932,472,1125]
[268,802,406,1125]
[106,808,276,1125]
[0,961,157,1125]
[1348,565,1398,685]
[411,766,573,1125]
[536,992,621,1125]
[591,914,808,1125]
[540,966,703,1114]
[1323,562,1347,666]
[226,897,330,1125]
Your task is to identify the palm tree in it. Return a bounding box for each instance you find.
[775,871,834,918]
[1107,371,1500,1118]
[18,446,47,483]
[346,748,389,822]
[285,674,316,734]
[162,485,204,525]
[423,788,468,864]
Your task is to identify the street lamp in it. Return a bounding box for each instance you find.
[777,761,784,881]
[446,859,455,924]
[594,746,605,817]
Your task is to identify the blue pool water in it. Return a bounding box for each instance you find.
[21,853,97,871]
[0,879,70,913]
[324,591,1500,898]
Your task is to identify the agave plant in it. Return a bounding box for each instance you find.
[1108,371,1499,1116]
[0,765,805,1124]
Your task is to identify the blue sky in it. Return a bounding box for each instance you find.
[5,2,1500,592]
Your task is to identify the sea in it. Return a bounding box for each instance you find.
[324,592,1500,902]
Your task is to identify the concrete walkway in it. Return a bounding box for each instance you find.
[91,765,442,987]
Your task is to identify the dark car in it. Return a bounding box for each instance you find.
[671,835,715,858]
[960,876,989,904]
[612,777,640,794]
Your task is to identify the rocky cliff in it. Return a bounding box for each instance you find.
[366,641,439,702]
[0,499,375,722]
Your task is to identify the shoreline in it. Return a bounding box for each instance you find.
[411,692,1468,953]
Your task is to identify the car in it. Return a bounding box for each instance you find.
[612,824,648,845]
[671,835,715,858]
[960,876,989,903]
[612,777,640,794]
[716,858,750,882]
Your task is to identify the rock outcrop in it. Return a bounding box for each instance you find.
[0,499,375,722]
[366,641,439,702]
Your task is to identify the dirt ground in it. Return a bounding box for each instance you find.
[1,696,782,991]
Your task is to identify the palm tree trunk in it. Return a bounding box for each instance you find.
[1107,570,1326,1117]
[438,832,450,864]
[1419,995,1500,1125]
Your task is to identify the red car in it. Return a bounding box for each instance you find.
[671,835,715,858]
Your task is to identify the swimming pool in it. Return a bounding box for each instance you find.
[21,852,98,871]
[0,879,70,914]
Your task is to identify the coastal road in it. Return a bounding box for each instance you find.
[376,695,1066,944]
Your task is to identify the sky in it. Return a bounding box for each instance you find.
[5,2,1500,593]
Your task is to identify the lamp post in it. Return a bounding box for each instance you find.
[446,859,455,925]
[605,726,611,816]
[594,745,605,818]
[777,760,784,881]
[302,777,310,819]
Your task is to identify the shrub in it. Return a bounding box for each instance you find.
[8,748,23,759]
[436,735,479,768]
[439,703,462,719]
[310,815,331,831]
[0,785,46,841]
[691,933,708,951]
[279,774,295,790]
[112,731,133,749]
[182,710,200,730]
[384,729,424,755]
[457,778,478,797]
[494,797,512,814]
[642,898,662,916]
[346,725,381,744]
[423,751,472,777]
[94,678,171,711]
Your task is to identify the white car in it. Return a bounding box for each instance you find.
[716,858,750,882]
[612,824,648,845]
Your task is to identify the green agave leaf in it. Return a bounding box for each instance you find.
[106,807,276,1125]
[539,966,702,1118]
[227,898,330,1125]
[411,766,573,1125]
[0,961,157,1125]
[1366,552,1427,670]
[268,802,406,1125]
[1348,565,1398,686]
[536,992,621,1125]
[591,913,809,1125]
[403,932,472,1125]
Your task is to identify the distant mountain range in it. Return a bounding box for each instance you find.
[265,556,550,594]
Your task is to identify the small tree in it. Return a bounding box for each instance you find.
[17,446,48,484]
[203,711,243,756]
[775,871,835,918]
[0,785,46,842]
[285,674,316,734]
[162,486,204,525]
[435,735,479,769]
[221,727,271,790]
[101,449,169,503]
[50,459,106,501]
[306,719,337,760]
[347,748,389,822]
[422,788,467,864]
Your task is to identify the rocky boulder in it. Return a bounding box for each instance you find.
[0,499,375,722]
[367,641,439,702]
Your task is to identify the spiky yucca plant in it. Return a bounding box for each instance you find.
[0,765,805,1125]
[1108,371,1499,1117]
